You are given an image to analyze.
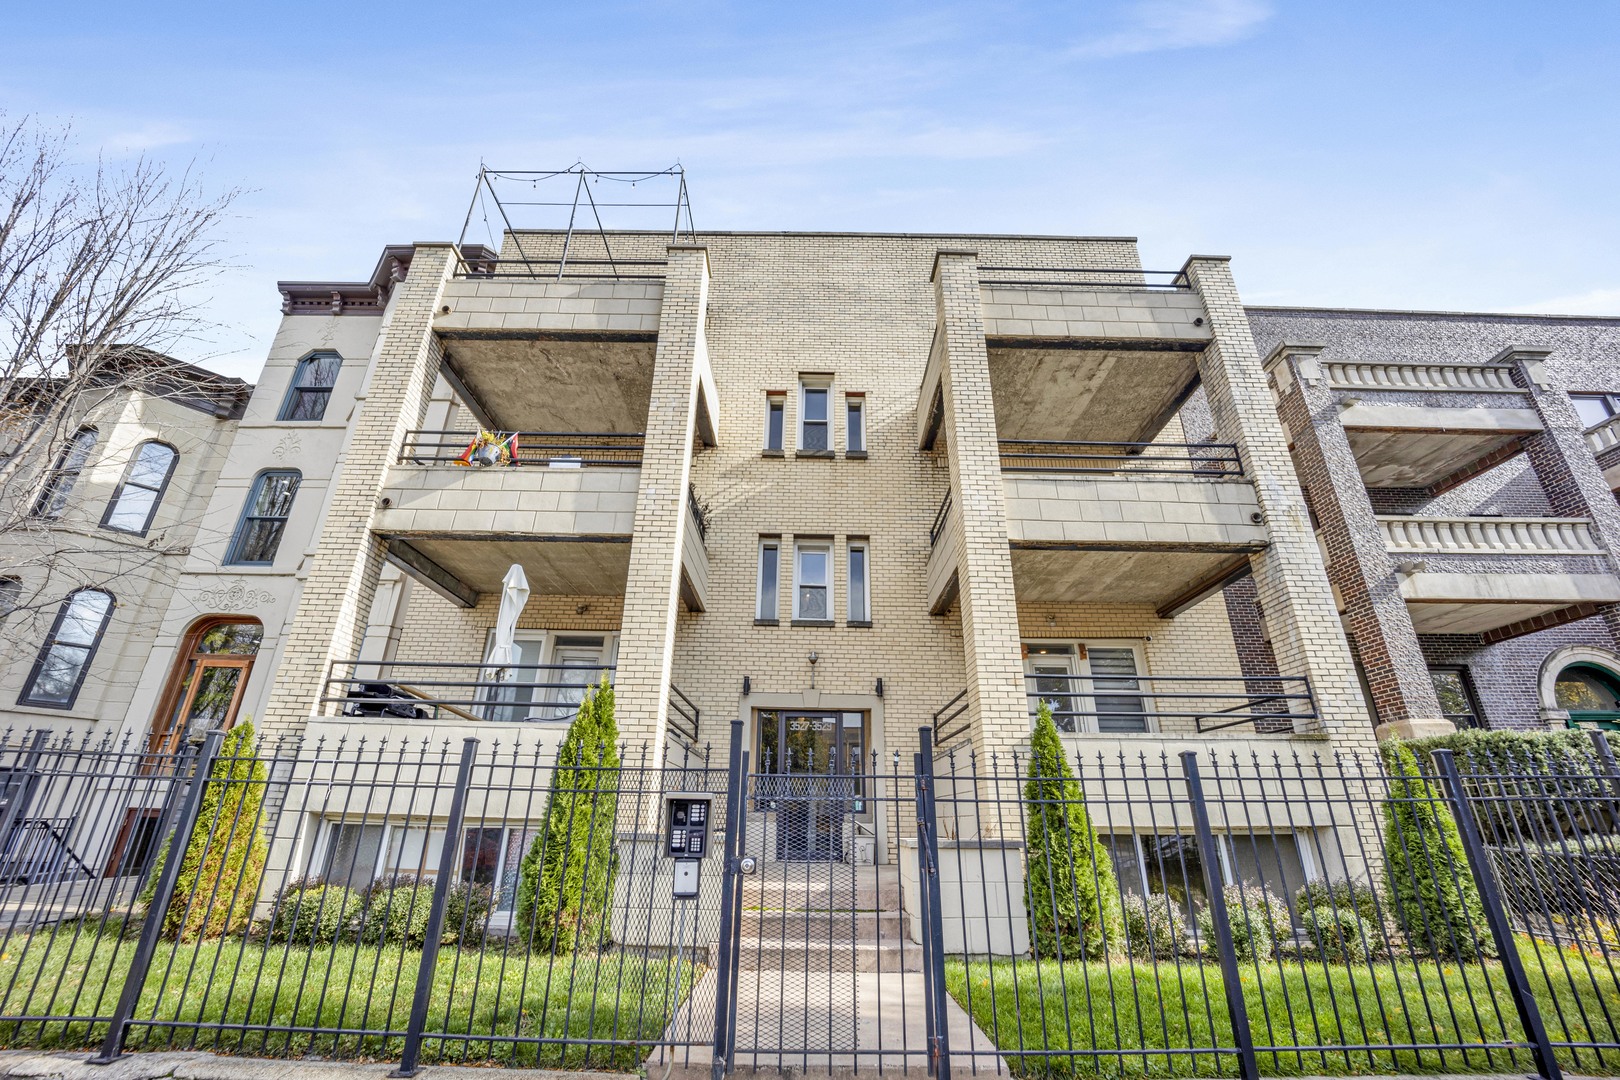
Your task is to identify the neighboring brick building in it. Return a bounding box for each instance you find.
[9,214,1620,877]
[1247,306,1620,736]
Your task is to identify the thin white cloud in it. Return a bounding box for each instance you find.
[1509,287,1620,317]
[1071,0,1274,58]
[101,120,194,154]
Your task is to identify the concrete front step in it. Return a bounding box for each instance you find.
[728,937,923,972]
[739,880,902,909]
[738,909,904,939]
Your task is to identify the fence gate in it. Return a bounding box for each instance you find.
[712,726,945,1074]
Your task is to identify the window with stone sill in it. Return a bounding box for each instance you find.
[799,379,830,453]
[794,541,831,621]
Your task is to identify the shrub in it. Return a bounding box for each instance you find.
[141,722,271,941]
[1197,884,1291,962]
[359,876,433,946]
[445,880,495,947]
[1023,703,1124,960]
[267,880,362,945]
[1122,893,1186,958]
[1301,905,1371,963]
[1295,879,1398,956]
[359,876,493,948]
[1380,741,1492,961]
[515,679,620,953]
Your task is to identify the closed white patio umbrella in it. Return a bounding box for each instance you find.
[487,564,531,678]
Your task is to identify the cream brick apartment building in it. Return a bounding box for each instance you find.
[8,223,1620,883]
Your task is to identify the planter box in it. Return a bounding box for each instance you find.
[899,838,1029,956]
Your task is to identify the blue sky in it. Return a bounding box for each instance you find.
[3,1,1618,380]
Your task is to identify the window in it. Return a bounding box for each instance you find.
[794,541,831,621]
[460,825,541,915]
[1107,831,1311,923]
[1024,641,1147,733]
[320,822,385,890]
[20,589,114,708]
[845,394,865,455]
[799,380,830,453]
[33,427,97,518]
[756,540,780,622]
[226,470,301,565]
[101,441,178,535]
[847,541,870,624]
[1556,663,1620,722]
[0,578,19,620]
[1428,666,1482,729]
[1571,393,1620,430]
[764,395,785,453]
[278,353,342,421]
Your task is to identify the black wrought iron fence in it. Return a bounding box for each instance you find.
[1,723,1618,1079]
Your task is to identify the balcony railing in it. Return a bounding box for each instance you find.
[687,485,709,542]
[930,490,952,548]
[978,266,1190,290]
[323,660,614,723]
[668,683,700,746]
[398,431,644,467]
[934,689,970,748]
[1025,673,1315,735]
[1324,360,1519,393]
[999,440,1242,477]
[1586,416,1620,455]
[1378,515,1603,556]
[451,254,668,282]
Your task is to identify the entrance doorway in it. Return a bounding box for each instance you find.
[1024,641,1149,733]
[755,710,866,862]
[149,619,263,755]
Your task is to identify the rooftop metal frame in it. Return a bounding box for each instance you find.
[454,163,695,280]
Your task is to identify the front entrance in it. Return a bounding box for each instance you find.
[755,710,866,862]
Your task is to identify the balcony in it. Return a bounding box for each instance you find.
[1024,673,1316,736]
[1000,441,1266,617]
[321,659,615,723]
[1584,416,1620,490]
[1376,515,1620,635]
[918,267,1210,450]
[1312,358,1543,489]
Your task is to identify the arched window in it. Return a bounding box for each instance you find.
[32,427,98,518]
[278,353,341,421]
[101,441,178,535]
[19,588,115,708]
[149,618,263,755]
[226,470,301,565]
[1555,662,1620,725]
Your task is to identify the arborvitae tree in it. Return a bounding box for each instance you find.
[1380,741,1491,960]
[143,722,270,941]
[1024,703,1123,959]
[514,679,621,953]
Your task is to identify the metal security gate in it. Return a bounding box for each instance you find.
[709,726,950,1075]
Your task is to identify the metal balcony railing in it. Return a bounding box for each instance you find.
[933,689,970,748]
[398,431,644,467]
[687,485,709,542]
[1378,515,1603,556]
[930,490,952,548]
[999,440,1243,477]
[978,266,1190,290]
[668,683,700,746]
[1025,673,1315,735]
[323,659,614,723]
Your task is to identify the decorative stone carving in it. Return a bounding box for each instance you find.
[196,580,277,610]
[271,433,303,462]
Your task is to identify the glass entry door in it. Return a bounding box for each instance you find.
[757,710,865,862]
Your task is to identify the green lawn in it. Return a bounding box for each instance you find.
[946,940,1620,1078]
[0,925,699,1069]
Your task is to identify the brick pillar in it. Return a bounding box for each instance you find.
[260,244,457,740]
[1505,347,1620,645]
[613,245,709,765]
[1266,344,1450,739]
[933,251,1028,763]
[1182,258,1377,754]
